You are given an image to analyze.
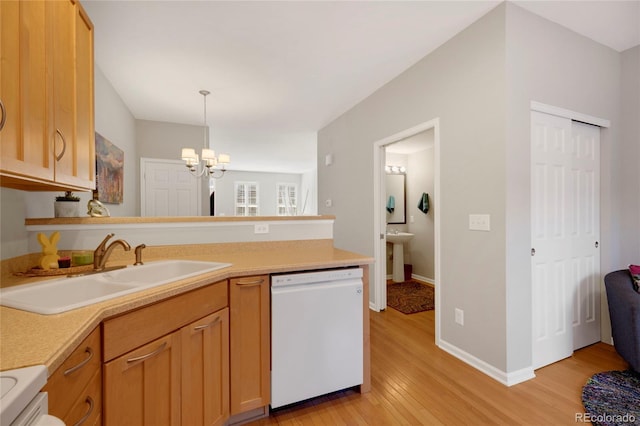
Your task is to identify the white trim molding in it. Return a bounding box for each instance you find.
[530,101,610,128]
[438,339,536,386]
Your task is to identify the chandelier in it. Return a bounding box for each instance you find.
[181,90,230,179]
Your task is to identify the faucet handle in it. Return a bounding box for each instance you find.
[134,244,146,266]
[96,233,115,251]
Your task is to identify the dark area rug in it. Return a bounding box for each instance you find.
[386,281,434,314]
[582,370,640,425]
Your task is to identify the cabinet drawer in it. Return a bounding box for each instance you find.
[103,280,227,361]
[44,327,101,419]
[62,369,102,426]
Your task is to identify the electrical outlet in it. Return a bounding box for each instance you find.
[469,214,490,231]
[325,199,332,207]
[254,224,269,234]
[455,308,464,326]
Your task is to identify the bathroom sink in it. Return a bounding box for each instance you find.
[386,233,414,282]
[386,232,414,244]
[0,260,232,315]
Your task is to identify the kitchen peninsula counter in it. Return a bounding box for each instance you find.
[0,239,372,377]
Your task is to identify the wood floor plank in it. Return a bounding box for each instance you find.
[256,307,628,425]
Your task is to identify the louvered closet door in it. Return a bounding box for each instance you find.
[531,111,600,369]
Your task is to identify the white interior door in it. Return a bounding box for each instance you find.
[570,121,600,350]
[141,158,201,217]
[531,111,573,369]
[531,111,600,369]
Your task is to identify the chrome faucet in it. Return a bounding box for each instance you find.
[94,233,131,271]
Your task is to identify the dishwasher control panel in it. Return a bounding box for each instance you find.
[271,268,363,287]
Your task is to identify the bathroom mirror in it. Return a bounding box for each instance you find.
[385,173,406,224]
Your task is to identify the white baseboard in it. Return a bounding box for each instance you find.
[437,339,535,386]
[412,273,434,285]
[386,273,435,286]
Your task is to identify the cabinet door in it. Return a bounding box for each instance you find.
[48,0,95,190]
[104,332,181,426]
[182,308,229,426]
[229,275,270,414]
[0,0,53,184]
[71,1,95,189]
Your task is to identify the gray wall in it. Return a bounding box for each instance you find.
[319,4,508,369]
[407,146,435,281]
[504,2,624,368]
[618,45,640,265]
[318,2,638,375]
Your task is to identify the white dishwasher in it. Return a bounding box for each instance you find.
[270,268,363,409]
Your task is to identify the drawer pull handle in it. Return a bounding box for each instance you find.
[55,128,67,161]
[126,342,167,363]
[64,348,93,376]
[0,99,6,131]
[236,278,264,286]
[194,317,221,331]
[73,396,93,426]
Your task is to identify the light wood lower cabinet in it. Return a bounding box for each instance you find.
[104,331,181,426]
[43,327,102,426]
[229,275,270,415]
[102,281,229,426]
[182,308,229,426]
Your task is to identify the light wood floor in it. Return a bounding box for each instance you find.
[255,306,628,425]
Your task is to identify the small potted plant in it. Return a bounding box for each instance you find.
[54,191,81,217]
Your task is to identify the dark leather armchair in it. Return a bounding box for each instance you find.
[604,270,640,371]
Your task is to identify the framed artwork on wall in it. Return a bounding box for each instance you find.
[95,132,124,204]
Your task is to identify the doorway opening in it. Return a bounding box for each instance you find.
[372,118,441,343]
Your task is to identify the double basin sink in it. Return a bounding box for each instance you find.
[0,260,232,315]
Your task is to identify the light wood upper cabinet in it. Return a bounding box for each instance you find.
[0,0,95,191]
[229,275,270,415]
[0,0,53,184]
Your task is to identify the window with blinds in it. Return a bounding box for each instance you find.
[235,182,259,216]
[277,183,298,216]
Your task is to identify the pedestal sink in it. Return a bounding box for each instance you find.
[386,232,414,282]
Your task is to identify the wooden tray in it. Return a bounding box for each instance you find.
[15,264,94,277]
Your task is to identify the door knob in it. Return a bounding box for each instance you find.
[531,248,536,256]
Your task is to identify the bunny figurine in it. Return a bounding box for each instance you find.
[38,231,61,270]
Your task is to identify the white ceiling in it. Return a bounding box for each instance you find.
[83,0,640,172]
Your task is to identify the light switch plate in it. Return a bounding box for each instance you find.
[469,214,490,231]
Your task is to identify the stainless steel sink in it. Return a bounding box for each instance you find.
[0,260,231,315]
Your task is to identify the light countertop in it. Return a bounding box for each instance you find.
[0,240,372,375]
